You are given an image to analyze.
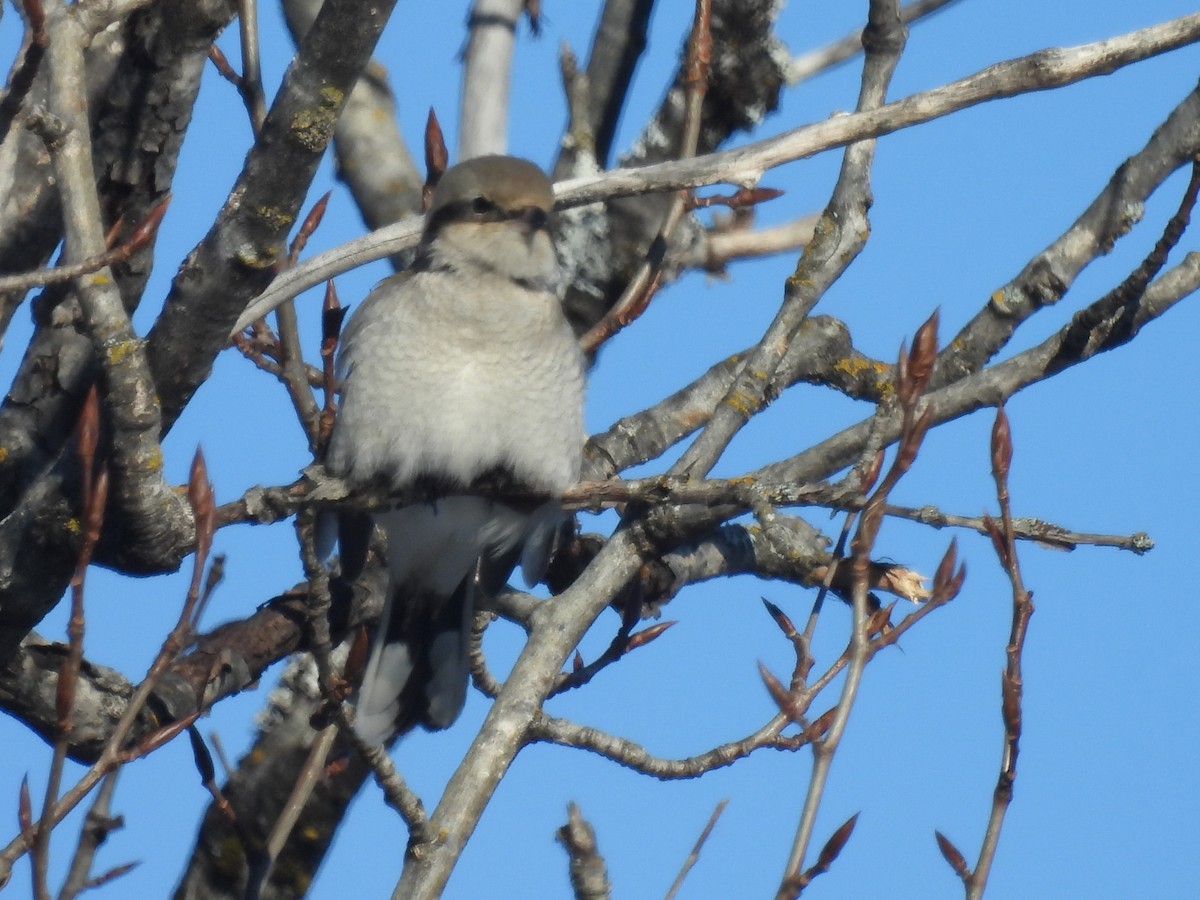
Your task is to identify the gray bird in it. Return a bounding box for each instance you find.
[326,155,586,744]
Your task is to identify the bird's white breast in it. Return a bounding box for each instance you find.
[328,266,585,493]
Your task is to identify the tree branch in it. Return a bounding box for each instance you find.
[232,13,1200,334]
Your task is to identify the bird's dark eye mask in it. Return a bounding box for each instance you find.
[425,198,551,235]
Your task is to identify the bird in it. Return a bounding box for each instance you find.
[325,155,586,744]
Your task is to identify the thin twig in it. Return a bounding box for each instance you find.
[231,12,1200,333]
[530,712,804,780]
[788,0,961,84]
[214,465,1151,557]
[578,0,711,354]
[778,317,936,897]
[963,408,1033,899]
[237,0,268,131]
[0,452,215,883]
[664,799,729,900]
[57,772,125,900]
[245,724,340,900]
[0,198,170,295]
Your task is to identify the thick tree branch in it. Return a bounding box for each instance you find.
[146,0,400,432]
[459,0,525,159]
[762,252,1200,485]
[233,13,1200,333]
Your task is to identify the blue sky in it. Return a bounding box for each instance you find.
[3,1,1199,897]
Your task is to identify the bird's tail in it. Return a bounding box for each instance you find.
[353,575,477,744]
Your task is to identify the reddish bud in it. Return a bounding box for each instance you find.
[18,774,32,832]
[684,0,713,88]
[188,448,215,571]
[761,598,798,639]
[935,830,970,880]
[572,651,584,673]
[125,195,171,255]
[982,514,1009,570]
[321,281,348,339]
[690,186,785,211]
[991,405,1013,481]
[907,309,939,398]
[626,620,676,651]
[738,186,784,206]
[813,812,858,872]
[758,661,802,722]
[207,43,239,85]
[932,539,958,602]
[84,465,109,549]
[867,601,895,637]
[85,861,141,890]
[290,191,331,263]
[423,108,448,209]
[808,707,836,739]
[861,449,885,495]
[950,560,967,597]
[895,404,934,475]
[76,385,101,485]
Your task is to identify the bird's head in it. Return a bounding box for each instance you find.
[419,155,559,292]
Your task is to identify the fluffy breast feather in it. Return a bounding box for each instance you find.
[328,268,585,493]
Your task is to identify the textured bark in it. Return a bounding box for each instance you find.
[559,0,789,335]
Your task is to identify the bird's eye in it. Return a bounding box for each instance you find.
[471,196,496,215]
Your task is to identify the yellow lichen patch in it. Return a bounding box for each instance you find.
[66,517,81,534]
[290,107,338,151]
[256,206,296,231]
[235,243,282,269]
[724,387,760,417]
[105,338,143,367]
[88,272,113,287]
[784,273,814,293]
[0,446,7,462]
[145,445,164,471]
[289,86,345,152]
[833,355,873,379]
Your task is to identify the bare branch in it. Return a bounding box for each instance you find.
[232,13,1200,342]
[964,408,1035,899]
[788,0,961,84]
[665,799,728,900]
[531,711,804,780]
[556,803,611,900]
[459,0,524,159]
[776,7,908,887]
